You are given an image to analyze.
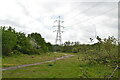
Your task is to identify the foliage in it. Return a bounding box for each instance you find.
[28,33,47,53]
[55,36,118,68]
[1,26,118,68]
[1,26,53,56]
[2,26,17,55]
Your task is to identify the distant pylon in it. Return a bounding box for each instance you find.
[53,16,64,45]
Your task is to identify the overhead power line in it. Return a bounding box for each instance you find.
[70,6,117,27]
[65,2,102,23]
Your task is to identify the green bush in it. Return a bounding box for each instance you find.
[2,27,17,55]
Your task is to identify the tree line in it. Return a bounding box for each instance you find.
[55,36,118,66]
[1,26,119,65]
[1,26,53,56]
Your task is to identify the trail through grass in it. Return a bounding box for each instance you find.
[2,53,118,78]
[2,53,65,68]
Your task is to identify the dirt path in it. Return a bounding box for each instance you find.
[1,54,74,71]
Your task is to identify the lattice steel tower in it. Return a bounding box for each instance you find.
[53,16,64,45]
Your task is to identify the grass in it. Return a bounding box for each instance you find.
[2,52,65,67]
[2,53,118,78]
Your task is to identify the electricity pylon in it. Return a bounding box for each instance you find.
[53,16,64,45]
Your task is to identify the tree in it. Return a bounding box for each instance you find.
[15,32,32,54]
[28,33,48,53]
[96,36,102,43]
[46,42,53,52]
[2,27,17,55]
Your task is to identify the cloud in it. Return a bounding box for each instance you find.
[0,0,118,44]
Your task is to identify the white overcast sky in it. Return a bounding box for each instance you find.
[0,0,119,44]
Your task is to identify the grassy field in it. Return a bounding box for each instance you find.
[2,53,118,78]
[2,52,65,68]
